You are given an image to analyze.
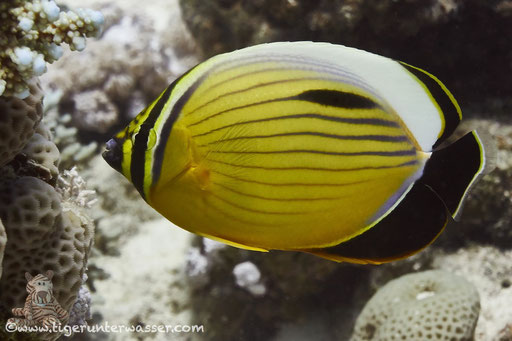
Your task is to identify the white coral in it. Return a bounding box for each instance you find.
[233,261,266,296]
[0,0,104,97]
[57,167,98,209]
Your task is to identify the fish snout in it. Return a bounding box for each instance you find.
[102,138,123,173]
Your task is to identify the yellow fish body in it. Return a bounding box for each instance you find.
[103,42,493,264]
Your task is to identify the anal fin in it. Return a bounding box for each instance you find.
[302,183,448,264]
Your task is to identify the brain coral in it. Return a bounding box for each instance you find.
[0,176,94,312]
[21,123,61,179]
[350,270,480,341]
[0,78,43,167]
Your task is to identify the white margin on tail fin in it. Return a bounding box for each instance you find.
[452,130,496,220]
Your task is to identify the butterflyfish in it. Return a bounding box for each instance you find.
[103,42,494,264]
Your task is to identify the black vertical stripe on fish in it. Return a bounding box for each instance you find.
[399,62,460,149]
[192,114,400,138]
[130,64,200,194]
[130,83,175,199]
[295,89,379,109]
[305,183,448,263]
[151,69,206,185]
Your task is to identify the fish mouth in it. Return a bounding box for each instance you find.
[102,138,123,174]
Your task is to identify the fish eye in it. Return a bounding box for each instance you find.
[147,128,157,150]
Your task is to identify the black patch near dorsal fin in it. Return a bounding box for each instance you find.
[295,89,378,109]
[302,183,448,264]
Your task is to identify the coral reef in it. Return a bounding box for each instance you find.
[0,0,103,98]
[68,275,92,328]
[0,1,502,341]
[87,219,194,341]
[42,96,98,169]
[0,79,43,167]
[432,246,512,340]
[71,90,118,133]
[41,9,198,138]
[350,270,480,341]
[21,122,61,180]
[179,0,512,103]
[0,1,102,340]
[0,175,94,312]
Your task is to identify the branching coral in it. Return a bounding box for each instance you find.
[0,0,103,98]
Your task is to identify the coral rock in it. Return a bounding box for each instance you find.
[22,129,61,179]
[72,89,118,133]
[233,261,266,296]
[350,270,480,341]
[179,0,512,102]
[0,79,43,167]
[0,176,94,314]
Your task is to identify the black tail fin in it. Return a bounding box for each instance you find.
[419,130,495,221]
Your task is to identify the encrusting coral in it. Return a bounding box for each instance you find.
[0,175,94,312]
[350,270,480,341]
[0,0,103,98]
[21,121,61,180]
[0,78,43,168]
